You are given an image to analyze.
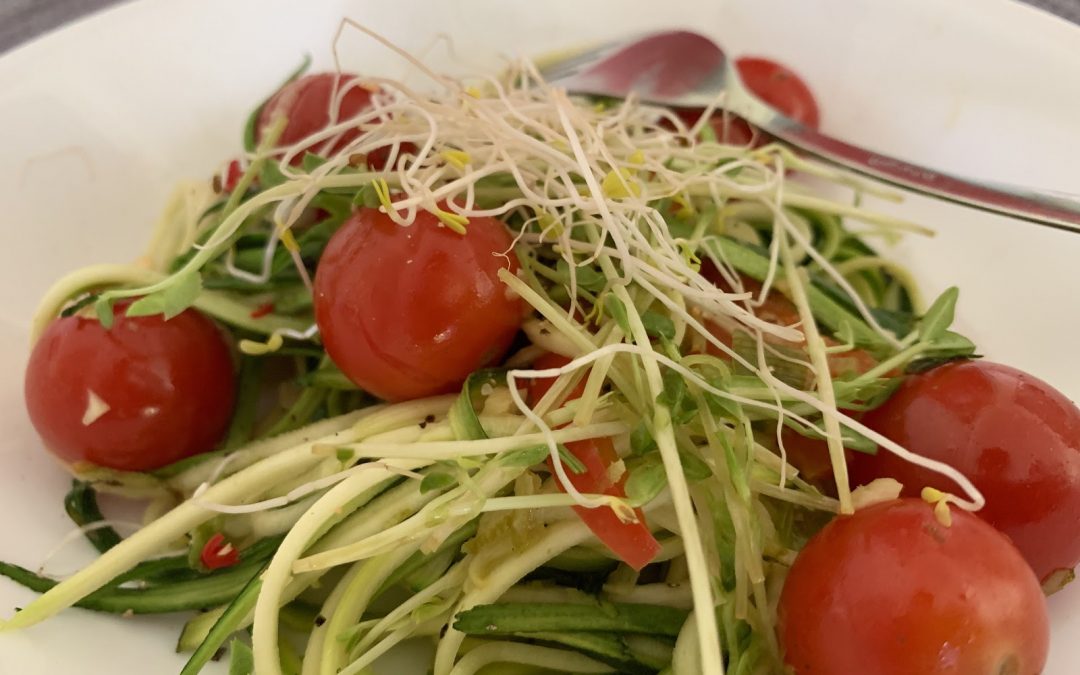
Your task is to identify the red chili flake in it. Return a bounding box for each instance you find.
[223,160,245,193]
[249,302,275,319]
[200,533,240,570]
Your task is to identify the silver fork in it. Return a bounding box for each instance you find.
[539,30,1080,233]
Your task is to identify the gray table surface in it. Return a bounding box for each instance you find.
[1,0,1079,55]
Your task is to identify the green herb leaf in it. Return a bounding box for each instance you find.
[624,457,666,506]
[656,369,686,411]
[679,450,712,480]
[920,286,959,342]
[642,311,675,340]
[300,153,328,173]
[420,472,457,494]
[603,294,631,334]
[630,422,656,456]
[449,369,505,441]
[354,183,381,208]
[556,258,607,293]
[125,272,202,320]
[500,444,550,468]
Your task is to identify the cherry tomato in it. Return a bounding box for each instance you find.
[673,56,821,145]
[779,498,1048,675]
[314,207,523,402]
[24,302,236,472]
[257,72,374,163]
[851,360,1080,581]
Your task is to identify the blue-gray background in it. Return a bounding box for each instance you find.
[1,0,1078,54]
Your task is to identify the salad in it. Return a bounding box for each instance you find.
[3,29,1078,675]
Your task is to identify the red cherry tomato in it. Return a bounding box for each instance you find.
[779,498,1048,675]
[257,73,374,163]
[852,360,1080,581]
[314,207,523,402]
[673,56,821,145]
[24,303,236,472]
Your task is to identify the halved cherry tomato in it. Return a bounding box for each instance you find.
[779,498,1048,675]
[24,302,236,472]
[314,207,523,402]
[852,360,1080,581]
[257,72,374,163]
[526,353,660,570]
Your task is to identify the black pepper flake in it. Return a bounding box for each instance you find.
[211,174,223,193]
[314,614,327,627]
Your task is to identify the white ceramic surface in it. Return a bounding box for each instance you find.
[0,0,1077,672]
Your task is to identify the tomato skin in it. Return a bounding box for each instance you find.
[852,360,1080,581]
[257,73,373,162]
[779,498,1048,675]
[24,303,236,472]
[314,207,523,402]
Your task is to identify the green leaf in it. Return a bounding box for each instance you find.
[920,286,959,342]
[301,152,328,173]
[603,294,631,335]
[925,330,976,354]
[624,456,666,506]
[656,369,686,411]
[125,272,203,320]
[679,450,712,480]
[448,369,505,441]
[259,157,289,188]
[228,639,254,675]
[906,353,979,375]
[354,183,381,208]
[420,472,457,494]
[500,444,551,468]
[557,444,587,475]
[630,422,656,456]
[556,258,607,292]
[641,311,675,340]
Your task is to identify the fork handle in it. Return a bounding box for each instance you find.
[740,98,1080,233]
